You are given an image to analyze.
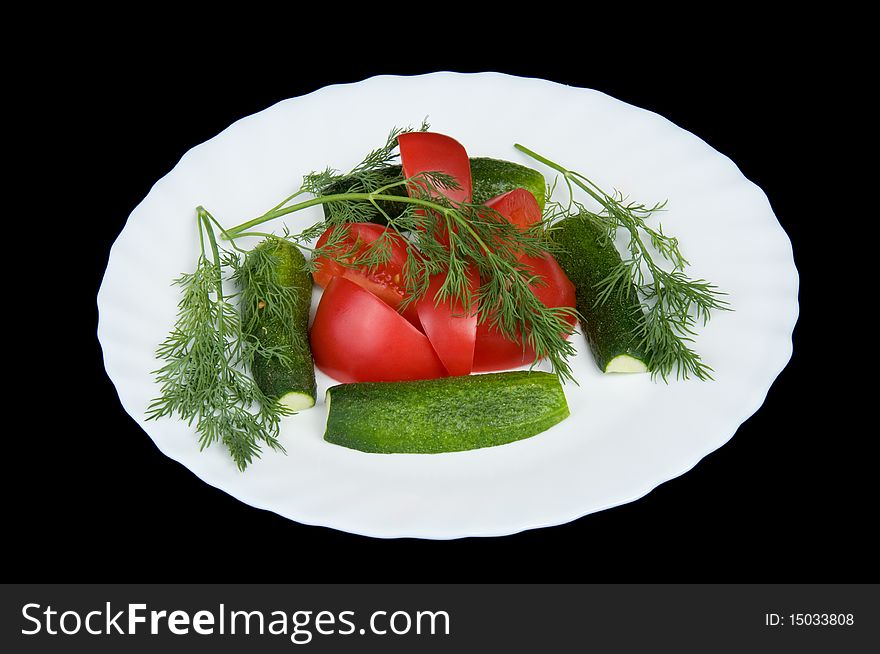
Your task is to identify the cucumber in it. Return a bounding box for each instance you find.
[551,214,650,374]
[242,239,317,411]
[324,371,569,454]
[469,157,546,210]
[321,157,545,224]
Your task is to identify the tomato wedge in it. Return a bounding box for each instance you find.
[472,253,577,373]
[399,132,473,247]
[484,187,542,233]
[398,132,473,204]
[415,265,479,377]
[310,277,447,383]
[482,187,543,260]
[311,223,419,327]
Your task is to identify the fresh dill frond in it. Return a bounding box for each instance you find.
[147,211,288,471]
[516,143,730,382]
[302,122,431,201]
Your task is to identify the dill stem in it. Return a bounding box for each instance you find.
[198,210,225,339]
[514,144,607,207]
[227,231,280,241]
[265,188,308,215]
[197,209,207,258]
[222,193,448,239]
[513,144,562,174]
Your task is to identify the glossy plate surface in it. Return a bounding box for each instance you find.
[98,72,798,538]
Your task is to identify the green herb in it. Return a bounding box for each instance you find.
[146,209,290,470]
[515,144,730,381]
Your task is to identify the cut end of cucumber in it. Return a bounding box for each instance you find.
[279,392,316,412]
[604,355,649,374]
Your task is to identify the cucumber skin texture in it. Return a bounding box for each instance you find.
[324,371,569,454]
[469,157,546,210]
[247,240,317,404]
[551,215,650,373]
[322,158,545,224]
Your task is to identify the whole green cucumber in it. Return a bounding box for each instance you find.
[551,214,650,374]
[241,239,317,411]
[321,157,546,224]
[324,371,569,454]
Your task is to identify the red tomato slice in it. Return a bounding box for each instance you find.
[311,223,419,327]
[398,132,473,204]
[310,277,447,383]
[399,132,473,247]
[472,253,577,373]
[484,187,542,232]
[482,187,543,260]
[415,265,479,377]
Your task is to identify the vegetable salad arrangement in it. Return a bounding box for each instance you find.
[147,123,728,470]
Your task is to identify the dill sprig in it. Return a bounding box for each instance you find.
[515,143,730,381]
[146,209,289,470]
[301,121,429,224]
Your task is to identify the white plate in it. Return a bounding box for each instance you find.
[97,72,798,539]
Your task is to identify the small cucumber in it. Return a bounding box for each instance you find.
[241,239,317,411]
[551,214,650,374]
[324,371,569,454]
[321,157,545,224]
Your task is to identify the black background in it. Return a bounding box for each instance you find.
[13,32,868,584]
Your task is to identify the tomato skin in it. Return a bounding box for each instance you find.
[415,265,479,377]
[398,132,473,204]
[483,187,542,232]
[311,223,419,327]
[471,253,577,373]
[399,132,473,247]
[482,187,543,260]
[310,277,447,383]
